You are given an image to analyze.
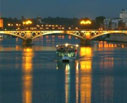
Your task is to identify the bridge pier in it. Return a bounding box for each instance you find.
[80,39,91,46]
[23,39,32,46]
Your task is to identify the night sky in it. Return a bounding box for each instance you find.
[0,0,127,18]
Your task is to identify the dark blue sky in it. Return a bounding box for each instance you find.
[1,0,127,18]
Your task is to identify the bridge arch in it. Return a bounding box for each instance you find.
[0,32,26,40]
[32,32,84,40]
[90,32,127,40]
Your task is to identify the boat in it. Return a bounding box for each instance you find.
[0,35,3,41]
[56,43,79,62]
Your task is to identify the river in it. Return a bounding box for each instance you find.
[0,34,127,103]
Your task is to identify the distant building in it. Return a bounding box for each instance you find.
[104,9,127,29]
[120,9,127,19]
[36,17,43,24]
[104,18,111,29]
[104,18,121,29]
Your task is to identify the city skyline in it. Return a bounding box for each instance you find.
[0,0,127,18]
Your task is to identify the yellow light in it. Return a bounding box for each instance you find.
[68,27,71,30]
[62,27,65,29]
[22,47,33,103]
[8,23,11,26]
[16,24,19,26]
[36,25,40,27]
[80,20,92,25]
[80,47,92,103]
[80,47,92,57]
[65,43,69,47]
[23,22,26,25]
[23,20,32,25]
[75,44,79,48]
[85,32,91,39]
[56,45,58,47]
[75,27,79,30]
[26,20,32,25]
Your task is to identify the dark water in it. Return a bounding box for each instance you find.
[0,35,127,103]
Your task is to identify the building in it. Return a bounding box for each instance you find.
[104,9,127,29]
[120,9,127,19]
[104,18,121,29]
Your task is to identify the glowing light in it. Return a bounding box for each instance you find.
[65,64,70,103]
[68,27,71,30]
[65,43,69,47]
[80,20,92,25]
[0,19,3,28]
[85,32,91,39]
[56,45,58,47]
[80,47,92,103]
[80,47,92,57]
[75,44,79,48]
[23,20,33,25]
[16,24,19,26]
[75,27,79,30]
[23,48,33,72]
[8,23,11,26]
[22,47,33,103]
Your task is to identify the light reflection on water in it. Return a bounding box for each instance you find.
[80,47,92,103]
[22,48,33,103]
[0,36,127,103]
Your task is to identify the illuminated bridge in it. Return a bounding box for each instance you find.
[0,30,127,41]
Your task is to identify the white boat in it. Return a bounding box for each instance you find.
[56,43,79,62]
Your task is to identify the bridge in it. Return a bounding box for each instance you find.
[0,30,127,42]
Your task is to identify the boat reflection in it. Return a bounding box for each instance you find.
[65,64,71,103]
[59,46,93,103]
[75,61,79,103]
[22,47,34,103]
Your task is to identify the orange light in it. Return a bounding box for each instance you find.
[0,19,3,28]
[85,32,91,39]
[22,47,33,103]
[80,47,92,103]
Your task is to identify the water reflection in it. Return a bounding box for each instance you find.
[93,41,114,103]
[1,37,127,103]
[100,57,114,69]
[63,46,93,103]
[65,64,70,103]
[22,47,34,103]
[57,46,92,103]
[80,47,92,103]
[75,61,79,103]
[97,41,127,50]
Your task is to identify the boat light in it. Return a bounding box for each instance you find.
[65,43,69,47]
[76,44,79,47]
[56,45,58,47]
